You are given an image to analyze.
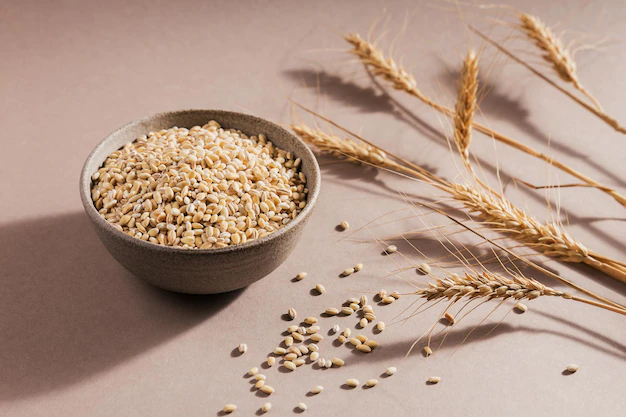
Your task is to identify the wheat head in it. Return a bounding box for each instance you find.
[416,270,572,302]
[453,50,479,161]
[519,13,580,87]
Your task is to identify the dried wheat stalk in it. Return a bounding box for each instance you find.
[470,26,626,135]
[291,117,626,304]
[416,271,626,316]
[344,32,626,207]
[518,13,602,110]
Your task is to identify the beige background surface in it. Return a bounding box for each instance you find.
[1,0,625,416]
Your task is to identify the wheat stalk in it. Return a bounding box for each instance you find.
[415,271,626,316]
[518,13,602,110]
[291,116,626,306]
[470,26,626,135]
[344,32,626,208]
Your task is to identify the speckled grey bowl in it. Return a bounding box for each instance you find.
[80,110,320,294]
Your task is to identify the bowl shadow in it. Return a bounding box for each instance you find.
[0,212,243,401]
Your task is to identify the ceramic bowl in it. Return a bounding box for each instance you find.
[80,109,320,294]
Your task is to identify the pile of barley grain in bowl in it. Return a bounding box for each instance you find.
[90,120,308,249]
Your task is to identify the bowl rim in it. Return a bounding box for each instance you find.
[79,109,321,255]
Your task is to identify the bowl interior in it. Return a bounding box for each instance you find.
[80,109,321,253]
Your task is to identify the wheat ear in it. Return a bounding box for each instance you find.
[416,271,626,316]
[470,26,626,135]
[291,117,626,305]
[519,13,603,110]
[344,32,626,208]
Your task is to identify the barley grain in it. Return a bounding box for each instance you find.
[274,347,286,355]
[382,296,395,304]
[255,380,266,389]
[360,318,368,328]
[297,326,307,335]
[260,385,275,395]
[287,325,299,332]
[248,367,259,376]
[331,357,345,367]
[223,404,237,413]
[299,346,309,355]
[285,336,294,347]
[311,385,324,394]
[357,344,372,353]
[428,376,441,384]
[346,297,360,304]
[377,290,387,299]
[341,307,354,315]
[261,402,272,413]
[308,343,319,352]
[284,361,297,371]
[298,403,307,411]
[417,263,431,275]
[310,333,324,342]
[332,324,341,333]
[365,379,378,387]
[360,295,368,306]
[292,332,304,342]
[385,367,397,376]
[293,358,306,366]
[376,322,386,332]
[444,312,456,325]
[390,291,400,299]
[424,346,433,357]
[363,305,373,314]
[326,308,340,316]
[315,284,325,294]
[238,343,247,354]
[337,335,347,343]
[288,347,302,356]
[356,334,368,343]
[354,263,363,271]
[307,326,320,334]
[342,267,355,276]
[566,364,579,373]
[267,356,275,367]
[304,317,318,325]
[255,374,266,381]
[317,358,326,367]
[515,302,528,312]
[296,272,307,281]
[324,360,332,368]
[285,353,298,361]
[310,351,320,361]
[365,340,378,348]
[346,379,359,387]
[287,308,297,320]
[349,338,362,346]
[343,328,351,337]
[364,313,376,322]
[340,220,349,230]
[385,245,397,254]
[350,303,360,311]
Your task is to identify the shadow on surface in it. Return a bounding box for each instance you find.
[0,212,243,400]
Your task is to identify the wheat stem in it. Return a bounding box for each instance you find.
[344,32,626,208]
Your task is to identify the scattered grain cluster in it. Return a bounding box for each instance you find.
[91,121,308,249]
